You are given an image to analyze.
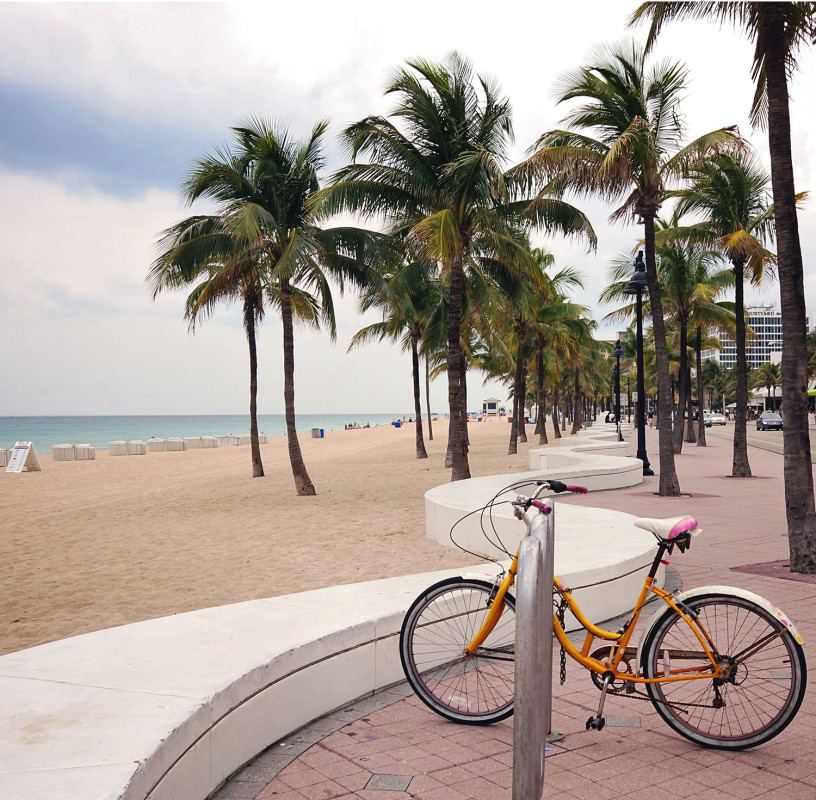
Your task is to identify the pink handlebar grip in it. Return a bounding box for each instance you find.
[565,485,588,494]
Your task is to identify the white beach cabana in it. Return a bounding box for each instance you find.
[74,444,95,461]
[165,438,186,451]
[52,444,76,461]
[108,441,129,456]
[127,441,147,455]
[148,438,167,453]
[0,449,11,467]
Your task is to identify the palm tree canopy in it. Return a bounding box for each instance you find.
[630,2,816,128]
[653,149,792,292]
[523,40,739,222]
[317,52,596,268]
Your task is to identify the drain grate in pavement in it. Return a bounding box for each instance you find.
[365,774,413,791]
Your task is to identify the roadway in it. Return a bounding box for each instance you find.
[702,419,816,462]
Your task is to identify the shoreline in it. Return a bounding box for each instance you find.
[0,416,535,656]
[0,412,420,454]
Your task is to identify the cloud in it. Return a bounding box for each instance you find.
[1,1,815,416]
[0,166,506,415]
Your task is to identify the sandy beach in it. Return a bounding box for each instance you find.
[0,418,542,655]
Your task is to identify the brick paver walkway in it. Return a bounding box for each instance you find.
[216,427,816,799]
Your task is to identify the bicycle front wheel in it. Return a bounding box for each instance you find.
[399,577,516,724]
[642,593,807,749]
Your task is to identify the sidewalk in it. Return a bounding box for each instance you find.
[216,428,816,800]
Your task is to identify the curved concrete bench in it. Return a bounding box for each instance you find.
[0,569,473,800]
[427,427,644,561]
[425,426,659,631]
[0,426,662,800]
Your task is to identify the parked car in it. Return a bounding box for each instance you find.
[705,412,726,427]
[757,411,784,431]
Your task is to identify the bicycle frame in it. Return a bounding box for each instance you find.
[464,531,727,686]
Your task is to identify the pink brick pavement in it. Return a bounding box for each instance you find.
[219,427,816,800]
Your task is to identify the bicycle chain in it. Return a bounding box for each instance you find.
[555,595,568,685]
[555,591,722,712]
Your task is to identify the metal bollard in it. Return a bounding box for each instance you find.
[512,503,555,799]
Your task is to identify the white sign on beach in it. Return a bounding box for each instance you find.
[6,441,42,473]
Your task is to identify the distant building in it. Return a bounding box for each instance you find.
[701,305,811,371]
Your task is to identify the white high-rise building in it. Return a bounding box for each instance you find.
[701,305,810,370]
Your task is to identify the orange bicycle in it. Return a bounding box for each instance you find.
[399,480,806,749]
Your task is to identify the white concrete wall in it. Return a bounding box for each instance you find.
[0,425,662,800]
[0,570,474,800]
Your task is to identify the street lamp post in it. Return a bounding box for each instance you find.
[624,252,654,476]
[613,340,624,442]
[627,376,631,423]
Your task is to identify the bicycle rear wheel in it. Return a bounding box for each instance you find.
[642,593,806,749]
[399,577,516,724]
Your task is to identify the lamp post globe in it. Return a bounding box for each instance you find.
[623,251,654,476]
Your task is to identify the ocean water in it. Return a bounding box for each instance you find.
[0,414,407,453]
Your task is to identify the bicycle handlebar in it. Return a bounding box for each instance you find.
[535,480,588,495]
[512,480,589,516]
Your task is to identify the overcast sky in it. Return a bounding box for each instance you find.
[1,1,814,417]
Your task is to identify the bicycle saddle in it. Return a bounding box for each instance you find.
[634,515,702,540]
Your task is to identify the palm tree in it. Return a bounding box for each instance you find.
[702,358,725,411]
[630,1,816,571]
[152,118,380,495]
[651,236,731,452]
[662,150,776,476]
[350,257,438,459]
[149,216,271,478]
[522,40,738,496]
[602,243,734,450]
[317,53,595,481]
[753,361,782,410]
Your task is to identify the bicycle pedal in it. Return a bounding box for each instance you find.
[585,716,606,731]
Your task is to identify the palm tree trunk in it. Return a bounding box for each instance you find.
[508,386,519,455]
[536,345,548,444]
[534,350,543,436]
[570,368,582,434]
[539,393,548,445]
[243,295,264,478]
[411,332,428,459]
[519,372,529,443]
[685,371,696,443]
[446,251,470,480]
[763,5,816,572]
[552,386,562,439]
[696,326,706,446]
[425,355,433,441]
[732,261,752,477]
[517,326,528,444]
[673,322,688,454]
[281,278,316,496]
[460,351,470,448]
[644,215,682,495]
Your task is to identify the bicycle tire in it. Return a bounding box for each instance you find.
[399,577,516,724]
[642,593,806,749]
